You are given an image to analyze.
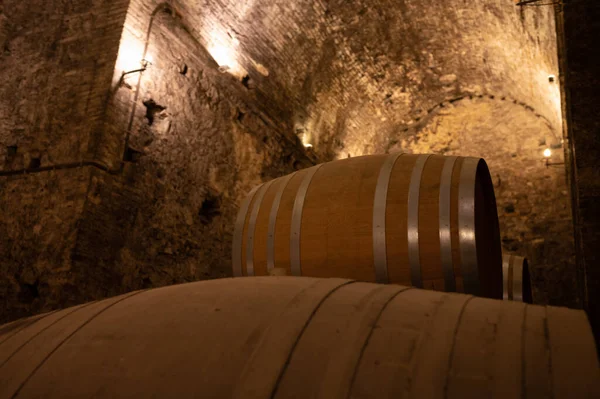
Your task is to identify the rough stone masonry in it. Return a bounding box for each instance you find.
[0,0,578,322]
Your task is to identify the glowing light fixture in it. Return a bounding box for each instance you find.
[298,128,313,149]
[209,44,235,70]
[142,54,153,67]
[115,34,146,73]
[114,32,153,86]
[207,30,247,79]
[121,57,151,80]
[543,148,552,158]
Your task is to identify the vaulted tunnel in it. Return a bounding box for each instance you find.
[0,0,577,322]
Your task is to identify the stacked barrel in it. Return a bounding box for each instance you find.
[226,153,598,395]
[502,253,533,303]
[233,153,503,297]
[1,153,596,398]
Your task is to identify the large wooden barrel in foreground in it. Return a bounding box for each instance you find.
[233,153,503,298]
[0,277,597,398]
[503,253,533,303]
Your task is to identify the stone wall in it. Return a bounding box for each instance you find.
[0,0,578,321]
[0,169,90,321]
[0,0,129,322]
[301,0,561,160]
[69,6,313,302]
[391,97,576,307]
[0,1,312,321]
[0,0,129,167]
[556,1,600,340]
[155,0,560,161]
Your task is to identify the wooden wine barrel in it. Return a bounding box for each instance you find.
[233,153,503,298]
[0,277,597,398]
[503,253,533,303]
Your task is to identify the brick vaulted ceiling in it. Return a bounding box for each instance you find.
[0,0,576,322]
[121,0,562,159]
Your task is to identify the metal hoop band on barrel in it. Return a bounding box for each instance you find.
[407,154,432,288]
[372,152,404,284]
[502,255,511,300]
[439,156,458,292]
[266,173,297,272]
[512,256,524,302]
[232,184,264,277]
[458,157,480,296]
[290,165,324,276]
[245,180,275,276]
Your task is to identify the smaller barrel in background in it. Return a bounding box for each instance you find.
[502,253,533,303]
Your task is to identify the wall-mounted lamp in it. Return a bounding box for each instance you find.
[207,30,248,79]
[122,62,149,78]
[141,56,153,68]
[542,148,565,168]
[543,148,552,158]
[304,143,313,149]
[120,57,152,84]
